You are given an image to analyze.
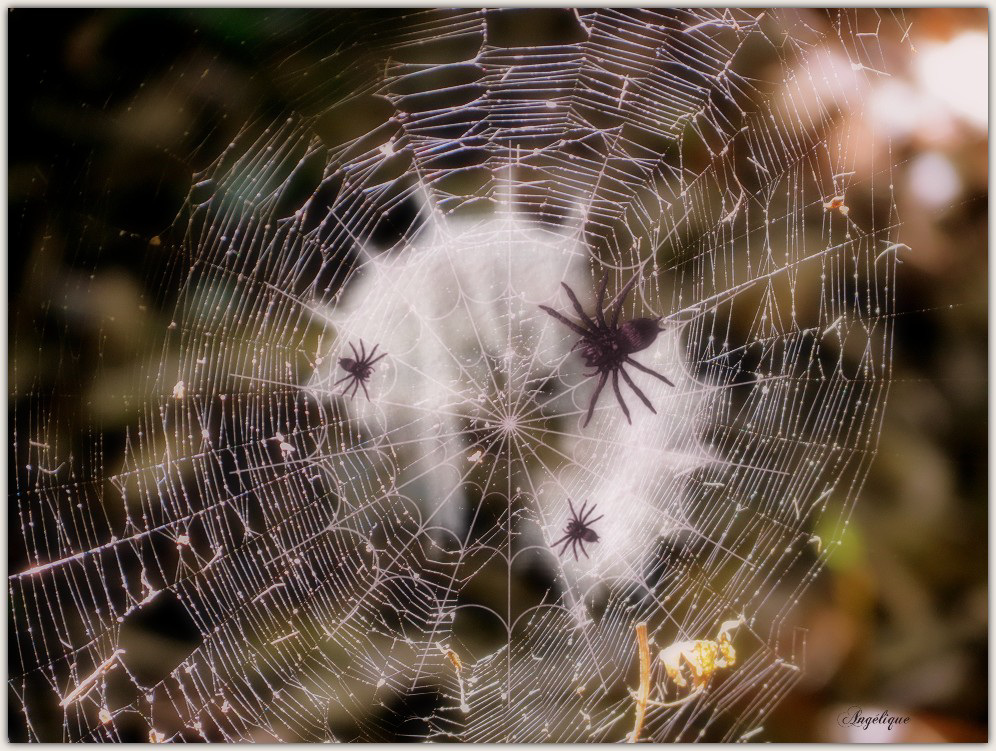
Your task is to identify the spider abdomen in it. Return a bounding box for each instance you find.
[340,357,373,378]
[618,317,663,355]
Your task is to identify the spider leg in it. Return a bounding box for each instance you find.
[348,380,361,400]
[620,366,657,414]
[368,352,388,366]
[350,341,361,361]
[572,539,580,561]
[333,374,353,387]
[560,282,599,331]
[339,376,357,394]
[360,379,371,401]
[579,501,601,526]
[610,273,640,327]
[539,305,595,338]
[555,534,572,556]
[582,371,610,428]
[611,370,632,423]
[624,356,675,386]
[579,503,601,525]
[551,533,570,551]
[578,539,588,559]
[594,275,608,328]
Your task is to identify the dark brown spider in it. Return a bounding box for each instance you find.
[539,274,674,427]
[334,340,386,400]
[552,499,604,560]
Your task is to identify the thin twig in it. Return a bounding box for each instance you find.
[60,649,125,707]
[628,622,651,743]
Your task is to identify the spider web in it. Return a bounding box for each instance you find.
[10,8,907,742]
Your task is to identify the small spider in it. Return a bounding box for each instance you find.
[552,499,604,560]
[540,274,674,427]
[334,340,386,400]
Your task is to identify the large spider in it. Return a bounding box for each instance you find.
[540,274,674,427]
[552,499,603,560]
[334,340,386,400]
